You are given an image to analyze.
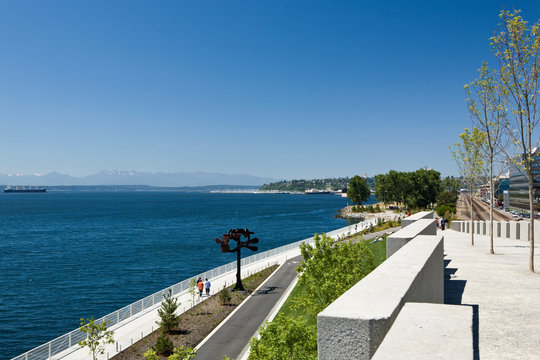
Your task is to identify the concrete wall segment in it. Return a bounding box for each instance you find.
[372,303,473,360]
[317,234,444,360]
[401,211,434,227]
[387,218,436,258]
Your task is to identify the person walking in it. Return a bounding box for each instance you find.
[205,278,211,296]
[197,277,204,298]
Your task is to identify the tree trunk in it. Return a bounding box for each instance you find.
[529,180,535,273]
[489,166,494,254]
[470,192,474,246]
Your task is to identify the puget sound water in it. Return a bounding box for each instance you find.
[0,191,358,358]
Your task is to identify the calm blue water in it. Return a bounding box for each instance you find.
[0,191,353,358]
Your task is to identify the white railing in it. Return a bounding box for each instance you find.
[11,219,378,360]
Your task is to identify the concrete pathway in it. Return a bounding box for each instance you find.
[443,229,540,359]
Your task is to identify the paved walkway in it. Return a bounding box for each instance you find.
[443,229,540,359]
[194,255,302,360]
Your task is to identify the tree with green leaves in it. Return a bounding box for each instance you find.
[451,127,487,246]
[374,173,390,204]
[248,233,376,359]
[466,61,506,255]
[347,175,371,204]
[156,289,181,334]
[78,317,115,360]
[374,169,441,210]
[491,9,539,272]
[436,191,457,217]
[441,176,461,195]
[293,234,375,318]
[407,168,441,209]
[388,170,410,207]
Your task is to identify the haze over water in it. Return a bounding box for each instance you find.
[0,191,352,358]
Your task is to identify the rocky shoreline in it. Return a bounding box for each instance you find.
[337,205,404,222]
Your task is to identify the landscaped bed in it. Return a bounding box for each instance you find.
[111,265,278,360]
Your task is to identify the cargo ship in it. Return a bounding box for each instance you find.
[4,186,47,193]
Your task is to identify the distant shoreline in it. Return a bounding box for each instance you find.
[0,184,263,193]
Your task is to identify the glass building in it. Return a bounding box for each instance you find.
[508,146,540,211]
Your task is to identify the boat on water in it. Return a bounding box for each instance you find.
[304,189,331,195]
[4,186,47,193]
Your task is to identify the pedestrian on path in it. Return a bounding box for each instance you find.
[205,278,211,296]
[197,277,204,298]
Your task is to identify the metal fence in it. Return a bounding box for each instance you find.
[11,221,374,360]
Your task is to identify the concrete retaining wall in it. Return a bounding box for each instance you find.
[401,211,434,227]
[317,234,444,360]
[386,218,437,258]
[372,303,473,360]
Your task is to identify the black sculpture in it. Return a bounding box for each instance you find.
[215,228,259,291]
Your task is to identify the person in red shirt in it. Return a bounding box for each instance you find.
[197,277,204,298]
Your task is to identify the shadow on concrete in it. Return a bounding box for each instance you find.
[444,258,465,305]
[255,286,279,295]
[444,258,479,359]
[471,304,480,360]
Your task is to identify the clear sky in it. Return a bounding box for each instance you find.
[1,1,539,180]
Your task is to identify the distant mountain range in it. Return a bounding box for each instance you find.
[0,170,277,187]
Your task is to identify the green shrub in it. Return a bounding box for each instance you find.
[219,285,232,305]
[436,204,456,217]
[143,349,160,360]
[169,346,197,360]
[154,334,174,356]
[249,234,376,359]
[249,315,317,360]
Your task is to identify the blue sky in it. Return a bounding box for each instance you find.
[1,1,539,180]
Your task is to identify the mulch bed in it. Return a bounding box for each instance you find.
[111,265,278,360]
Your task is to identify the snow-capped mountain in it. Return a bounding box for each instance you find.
[0,170,276,187]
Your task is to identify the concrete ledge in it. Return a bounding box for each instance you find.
[386,218,436,258]
[401,211,434,227]
[317,234,444,360]
[372,303,473,360]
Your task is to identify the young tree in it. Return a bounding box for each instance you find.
[156,289,181,334]
[78,317,115,360]
[491,9,539,272]
[465,62,506,254]
[188,278,198,307]
[347,175,371,204]
[293,233,375,317]
[451,128,487,246]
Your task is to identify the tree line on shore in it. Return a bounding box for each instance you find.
[260,177,375,192]
[347,170,460,219]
